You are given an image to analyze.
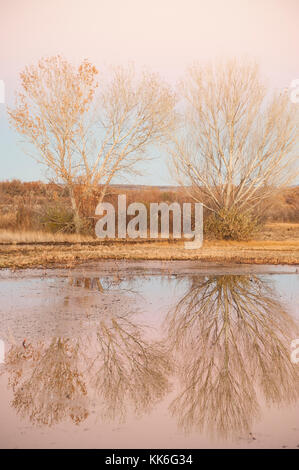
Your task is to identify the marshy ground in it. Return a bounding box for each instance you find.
[0,223,299,269]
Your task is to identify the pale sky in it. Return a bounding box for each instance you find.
[0,0,298,184]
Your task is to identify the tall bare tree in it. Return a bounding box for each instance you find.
[78,65,176,203]
[8,56,98,232]
[9,57,176,232]
[169,60,299,229]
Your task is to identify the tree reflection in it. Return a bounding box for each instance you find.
[3,272,297,438]
[87,311,172,421]
[6,338,88,426]
[166,275,299,439]
[3,301,172,427]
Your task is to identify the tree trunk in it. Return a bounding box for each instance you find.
[69,186,81,234]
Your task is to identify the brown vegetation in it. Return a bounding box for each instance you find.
[0,180,299,268]
[0,180,298,235]
[0,232,299,269]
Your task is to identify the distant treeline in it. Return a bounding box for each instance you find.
[0,180,298,235]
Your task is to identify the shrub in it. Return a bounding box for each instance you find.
[205,208,261,241]
[40,204,94,235]
[40,205,78,233]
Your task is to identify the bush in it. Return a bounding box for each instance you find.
[40,205,78,233]
[40,205,94,235]
[205,208,261,241]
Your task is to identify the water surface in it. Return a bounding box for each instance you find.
[0,261,298,449]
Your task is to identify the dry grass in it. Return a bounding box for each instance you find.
[0,230,95,244]
[1,223,298,243]
[1,237,299,269]
[0,223,298,269]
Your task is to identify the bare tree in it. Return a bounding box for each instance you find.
[9,57,176,233]
[8,56,98,233]
[169,60,299,227]
[78,65,176,203]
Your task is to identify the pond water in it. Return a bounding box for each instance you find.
[0,261,298,449]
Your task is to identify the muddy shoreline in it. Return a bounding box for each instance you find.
[1,241,299,269]
[1,259,298,280]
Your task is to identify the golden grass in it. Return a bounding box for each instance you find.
[0,223,299,269]
[1,223,299,243]
[0,229,95,244]
[0,240,298,269]
[266,222,299,228]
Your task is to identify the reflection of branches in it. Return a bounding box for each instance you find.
[86,311,172,421]
[6,338,88,426]
[167,275,299,439]
[5,340,43,391]
[4,306,172,427]
[68,275,139,296]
